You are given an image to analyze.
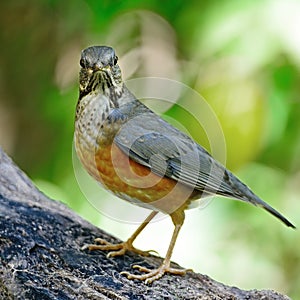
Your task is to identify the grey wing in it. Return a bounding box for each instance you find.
[112,103,295,228]
[114,113,234,196]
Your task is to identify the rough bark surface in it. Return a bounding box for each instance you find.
[0,148,291,300]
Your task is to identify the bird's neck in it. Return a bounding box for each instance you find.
[75,84,135,146]
[102,81,124,108]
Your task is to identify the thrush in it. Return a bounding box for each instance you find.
[75,45,295,284]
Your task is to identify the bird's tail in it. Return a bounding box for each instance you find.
[236,184,295,229]
[252,195,295,228]
[223,171,295,228]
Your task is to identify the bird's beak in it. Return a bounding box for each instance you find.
[93,64,111,72]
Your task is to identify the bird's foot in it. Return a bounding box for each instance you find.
[82,238,157,257]
[121,263,191,284]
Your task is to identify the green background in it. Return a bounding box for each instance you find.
[0,0,299,298]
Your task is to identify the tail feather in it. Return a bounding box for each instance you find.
[256,198,296,229]
[238,187,295,229]
[226,171,295,228]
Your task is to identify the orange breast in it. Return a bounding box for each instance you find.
[93,143,195,214]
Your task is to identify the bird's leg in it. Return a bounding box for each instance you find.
[82,211,158,257]
[121,210,191,284]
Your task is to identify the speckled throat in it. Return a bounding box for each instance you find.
[78,68,124,105]
[75,62,126,145]
[75,93,121,185]
[74,61,138,184]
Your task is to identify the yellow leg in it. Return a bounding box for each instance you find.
[82,211,158,257]
[121,209,191,284]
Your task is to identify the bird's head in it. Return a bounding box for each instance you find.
[79,46,123,100]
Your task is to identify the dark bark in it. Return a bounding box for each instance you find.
[0,148,290,300]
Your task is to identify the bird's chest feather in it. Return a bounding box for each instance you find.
[94,142,193,213]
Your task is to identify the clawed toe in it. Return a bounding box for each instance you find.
[81,237,154,257]
[94,238,111,245]
[121,264,190,284]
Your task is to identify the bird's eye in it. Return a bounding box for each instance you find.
[80,58,85,68]
[113,56,118,65]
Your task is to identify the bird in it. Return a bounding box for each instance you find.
[74,45,295,284]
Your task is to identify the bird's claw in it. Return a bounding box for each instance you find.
[81,237,156,257]
[121,264,191,284]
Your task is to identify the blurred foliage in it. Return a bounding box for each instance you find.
[0,0,300,298]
